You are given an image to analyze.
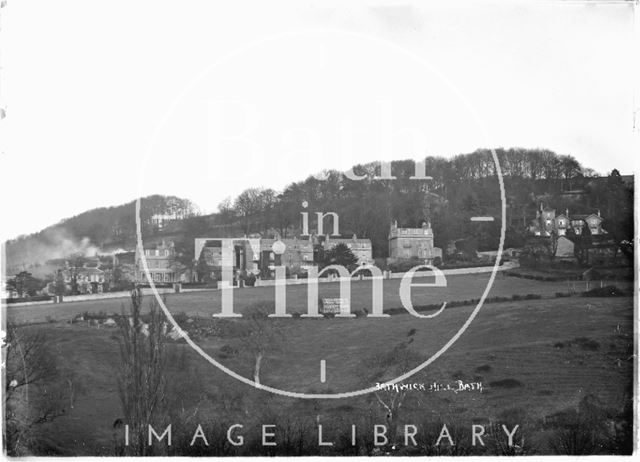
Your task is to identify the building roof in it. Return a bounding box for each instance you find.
[571,213,602,221]
[66,267,104,275]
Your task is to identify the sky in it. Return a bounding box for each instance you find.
[0,0,638,241]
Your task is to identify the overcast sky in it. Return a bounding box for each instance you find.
[1,0,638,241]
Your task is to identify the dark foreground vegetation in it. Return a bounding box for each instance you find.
[4,287,633,456]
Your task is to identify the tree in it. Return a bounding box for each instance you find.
[234,187,276,235]
[559,155,581,190]
[4,325,78,455]
[322,243,358,269]
[5,271,43,298]
[116,290,168,456]
[546,229,559,263]
[196,248,212,282]
[54,269,66,297]
[217,197,235,225]
[357,330,424,447]
[602,170,634,264]
[233,303,285,386]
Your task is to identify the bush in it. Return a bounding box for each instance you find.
[572,337,600,351]
[240,272,257,287]
[172,312,189,324]
[582,285,625,297]
[489,378,523,389]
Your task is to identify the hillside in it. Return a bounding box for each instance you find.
[3,195,199,274]
[3,148,634,275]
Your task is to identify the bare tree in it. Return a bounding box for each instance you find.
[357,331,424,446]
[3,325,75,455]
[234,303,285,386]
[115,289,167,456]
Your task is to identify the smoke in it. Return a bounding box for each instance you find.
[5,227,101,270]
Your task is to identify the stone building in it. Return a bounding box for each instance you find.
[135,240,183,284]
[321,234,373,266]
[388,221,442,264]
[529,204,606,237]
[193,234,373,280]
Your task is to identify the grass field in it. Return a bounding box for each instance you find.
[5,272,631,324]
[6,272,634,455]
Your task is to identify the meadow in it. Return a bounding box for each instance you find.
[5,272,627,324]
[4,273,635,455]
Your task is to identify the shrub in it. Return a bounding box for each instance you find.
[475,364,492,373]
[572,337,600,351]
[241,272,257,287]
[219,344,238,357]
[582,285,625,297]
[172,312,189,324]
[489,378,523,389]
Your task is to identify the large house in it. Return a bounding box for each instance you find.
[194,234,373,280]
[60,260,106,294]
[135,240,184,284]
[388,221,442,264]
[322,234,373,266]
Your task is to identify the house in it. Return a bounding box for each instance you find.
[61,265,106,294]
[150,210,191,230]
[135,240,183,284]
[530,206,558,236]
[193,234,374,281]
[554,212,570,236]
[570,212,606,236]
[260,237,316,271]
[388,221,442,264]
[529,204,606,237]
[322,234,373,266]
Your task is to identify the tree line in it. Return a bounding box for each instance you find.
[211,148,633,258]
